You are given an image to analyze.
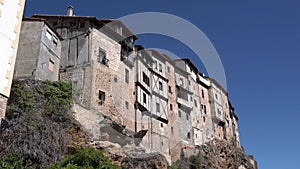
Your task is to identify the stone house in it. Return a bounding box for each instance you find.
[14,18,62,81]
[10,6,243,162]
[31,8,137,126]
[197,73,214,143]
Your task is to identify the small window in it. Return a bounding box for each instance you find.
[203,116,206,123]
[168,86,172,93]
[125,101,129,109]
[167,66,170,73]
[159,63,162,72]
[97,48,108,65]
[194,99,197,107]
[114,75,118,82]
[48,59,55,72]
[190,96,193,102]
[80,22,85,28]
[178,111,181,117]
[171,127,174,134]
[125,68,129,84]
[204,105,207,114]
[153,60,157,69]
[46,30,52,40]
[186,114,189,121]
[70,22,76,27]
[143,72,149,86]
[99,90,105,103]
[179,78,184,86]
[161,141,164,146]
[187,132,191,139]
[201,89,205,98]
[143,93,147,104]
[52,36,58,46]
[201,104,204,110]
[161,123,163,128]
[188,80,191,86]
[170,104,173,111]
[159,81,163,91]
[215,93,218,99]
[156,103,160,112]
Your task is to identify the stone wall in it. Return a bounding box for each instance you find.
[0,94,8,122]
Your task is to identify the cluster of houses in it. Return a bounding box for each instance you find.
[12,6,240,161]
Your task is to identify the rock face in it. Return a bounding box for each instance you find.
[174,139,258,169]
[0,79,257,169]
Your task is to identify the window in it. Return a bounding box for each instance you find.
[179,78,184,86]
[143,72,149,86]
[114,75,118,82]
[159,63,162,72]
[143,93,147,104]
[178,111,181,117]
[201,89,205,98]
[159,81,163,91]
[201,104,204,110]
[80,22,85,28]
[203,117,206,123]
[190,96,193,102]
[156,103,160,112]
[125,101,129,109]
[217,108,222,115]
[125,68,129,84]
[46,30,52,40]
[188,80,191,86]
[187,132,191,139]
[171,127,174,134]
[186,114,189,121]
[204,105,207,114]
[161,123,163,128]
[48,59,55,72]
[167,66,170,73]
[153,60,157,69]
[52,36,58,46]
[99,90,105,104]
[170,104,173,111]
[97,48,108,65]
[168,86,172,93]
[194,99,197,107]
[215,93,218,99]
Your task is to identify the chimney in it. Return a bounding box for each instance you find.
[67,6,74,16]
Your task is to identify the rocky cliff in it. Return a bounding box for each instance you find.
[0,79,257,169]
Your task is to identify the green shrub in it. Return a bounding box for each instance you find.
[13,83,34,111]
[0,153,32,169]
[47,147,119,169]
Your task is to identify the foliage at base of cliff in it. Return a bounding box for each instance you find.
[0,79,87,168]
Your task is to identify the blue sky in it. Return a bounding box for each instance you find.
[24,1,300,168]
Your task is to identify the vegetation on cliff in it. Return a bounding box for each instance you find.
[0,79,117,168]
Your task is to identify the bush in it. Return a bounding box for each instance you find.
[0,153,32,169]
[47,147,119,169]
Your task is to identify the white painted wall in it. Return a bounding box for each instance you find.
[0,0,25,97]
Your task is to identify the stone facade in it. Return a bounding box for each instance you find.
[14,19,61,81]
[0,94,8,121]
[12,9,245,164]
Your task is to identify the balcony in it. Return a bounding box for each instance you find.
[121,50,134,67]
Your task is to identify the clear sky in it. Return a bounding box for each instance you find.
[24,1,300,168]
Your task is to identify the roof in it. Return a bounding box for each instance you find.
[31,14,137,40]
[174,58,199,73]
[209,77,228,95]
[22,17,63,40]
